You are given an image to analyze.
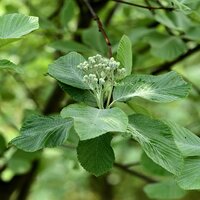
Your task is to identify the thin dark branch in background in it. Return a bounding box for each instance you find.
[13,75,41,110]
[114,163,157,183]
[123,162,140,168]
[144,0,155,14]
[112,0,174,11]
[152,44,200,74]
[82,0,112,58]
[105,3,119,26]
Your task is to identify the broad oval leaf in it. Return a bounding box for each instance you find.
[9,114,73,152]
[165,121,200,157]
[61,104,128,140]
[117,35,132,76]
[177,157,200,190]
[113,71,190,103]
[144,180,186,200]
[0,13,39,47]
[128,114,183,175]
[77,134,115,176]
[48,52,89,89]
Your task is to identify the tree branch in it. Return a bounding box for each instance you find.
[112,0,174,11]
[82,0,112,58]
[114,163,157,183]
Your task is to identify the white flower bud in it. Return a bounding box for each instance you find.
[99,78,105,85]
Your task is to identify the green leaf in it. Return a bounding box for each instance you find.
[8,150,40,174]
[113,71,190,103]
[117,35,132,76]
[49,40,94,55]
[0,134,6,155]
[0,13,39,47]
[144,180,186,200]
[177,157,200,190]
[146,33,187,61]
[165,121,200,157]
[60,0,75,27]
[9,114,73,152]
[141,152,171,176]
[128,114,183,175]
[58,82,97,107]
[82,27,107,55]
[61,104,128,140]
[77,134,114,176]
[0,59,22,73]
[48,52,89,89]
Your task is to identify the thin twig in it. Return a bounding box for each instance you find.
[82,0,112,58]
[114,162,157,183]
[112,0,174,11]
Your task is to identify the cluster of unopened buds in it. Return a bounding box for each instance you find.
[77,54,126,91]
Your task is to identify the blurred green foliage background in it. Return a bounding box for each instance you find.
[0,0,200,199]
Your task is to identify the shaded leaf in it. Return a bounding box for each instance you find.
[77,134,114,176]
[0,59,22,73]
[144,180,186,200]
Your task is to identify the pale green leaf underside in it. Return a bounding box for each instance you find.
[117,35,132,76]
[0,13,39,46]
[61,104,128,140]
[128,114,183,175]
[10,115,73,152]
[144,180,186,200]
[48,52,89,89]
[113,71,190,103]
[77,134,114,176]
[177,157,200,190]
[166,121,200,157]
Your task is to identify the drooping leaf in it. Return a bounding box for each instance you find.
[117,35,132,76]
[58,82,97,107]
[128,114,183,175]
[61,104,128,140]
[144,180,186,200]
[9,114,73,152]
[77,133,115,176]
[165,121,200,157]
[48,52,89,89]
[0,13,39,47]
[0,59,22,73]
[177,157,200,190]
[113,71,190,103]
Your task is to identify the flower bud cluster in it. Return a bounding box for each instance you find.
[77,54,125,91]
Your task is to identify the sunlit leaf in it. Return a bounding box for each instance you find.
[10,114,73,152]
[61,104,128,140]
